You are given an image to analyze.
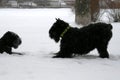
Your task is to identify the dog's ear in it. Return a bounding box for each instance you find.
[55,18,58,21]
[55,18,61,21]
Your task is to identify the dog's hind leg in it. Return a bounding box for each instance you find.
[96,44,109,58]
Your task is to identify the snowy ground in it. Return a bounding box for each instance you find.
[0,8,120,80]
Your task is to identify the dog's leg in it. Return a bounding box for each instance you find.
[53,51,72,58]
[96,44,109,58]
[4,46,12,54]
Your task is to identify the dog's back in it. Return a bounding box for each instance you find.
[83,23,112,31]
[92,23,112,31]
[83,22,113,41]
[80,23,112,37]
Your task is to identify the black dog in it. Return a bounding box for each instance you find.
[0,31,22,54]
[49,18,113,58]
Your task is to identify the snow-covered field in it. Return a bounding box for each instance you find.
[0,8,120,80]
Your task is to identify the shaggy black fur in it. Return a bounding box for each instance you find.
[49,18,113,58]
[0,31,22,54]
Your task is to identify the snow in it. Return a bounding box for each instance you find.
[0,8,120,80]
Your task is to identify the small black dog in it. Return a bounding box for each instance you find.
[49,18,113,58]
[0,31,22,54]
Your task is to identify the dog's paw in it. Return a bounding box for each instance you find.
[99,55,109,58]
[52,55,73,58]
[12,52,25,55]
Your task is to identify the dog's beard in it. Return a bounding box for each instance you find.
[12,38,21,49]
[54,37,60,43]
[49,32,60,43]
[51,35,60,43]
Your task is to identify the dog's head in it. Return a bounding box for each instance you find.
[1,31,22,49]
[49,18,69,42]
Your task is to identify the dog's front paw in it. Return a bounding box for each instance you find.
[52,55,61,58]
[52,55,72,58]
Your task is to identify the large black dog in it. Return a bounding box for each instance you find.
[0,31,22,54]
[49,18,113,58]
